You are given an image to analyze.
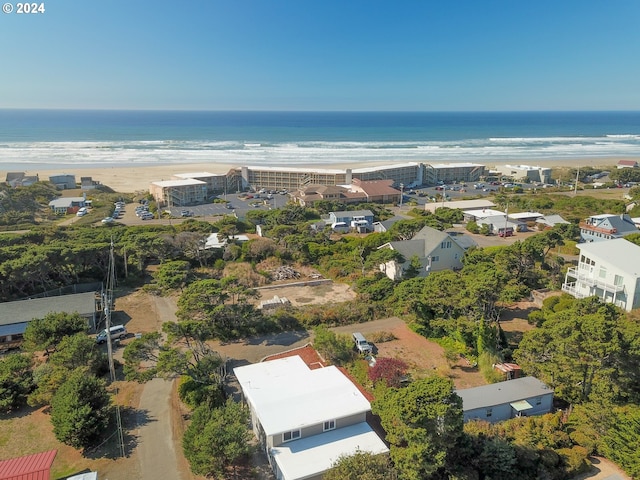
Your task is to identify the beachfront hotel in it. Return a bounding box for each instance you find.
[226,162,425,191]
[148,162,488,205]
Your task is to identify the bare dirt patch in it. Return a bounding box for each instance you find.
[255,281,356,307]
[499,301,537,348]
[331,317,486,390]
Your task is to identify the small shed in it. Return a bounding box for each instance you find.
[0,449,57,480]
[493,362,523,380]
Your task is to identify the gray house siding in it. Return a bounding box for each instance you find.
[457,377,554,424]
[270,411,367,448]
[328,210,374,225]
[463,393,553,423]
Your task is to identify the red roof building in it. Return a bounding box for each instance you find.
[617,159,639,169]
[0,450,57,480]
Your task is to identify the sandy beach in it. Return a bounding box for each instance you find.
[2,157,635,193]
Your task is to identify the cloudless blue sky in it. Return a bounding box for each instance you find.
[2,0,639,111]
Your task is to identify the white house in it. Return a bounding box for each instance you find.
[456,376,554,423]
[562,238,640,311]
[234,355,388,480]
[48,196,87,215]
[203,233,250,249]
[494,164,552,184]
[377,225,475,280]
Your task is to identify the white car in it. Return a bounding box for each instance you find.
[101,217,114,224]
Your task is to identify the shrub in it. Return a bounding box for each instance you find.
[367,331,397,343]
[368,357,409,387]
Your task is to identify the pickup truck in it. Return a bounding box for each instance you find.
[352,332,372,354]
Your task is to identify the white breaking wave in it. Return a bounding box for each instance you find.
[1,136,639,170]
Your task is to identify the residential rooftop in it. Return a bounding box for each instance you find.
[456,376,552,411]
[0,292,97,327]
[233,355,372,437]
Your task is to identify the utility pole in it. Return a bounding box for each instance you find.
[105,239,125,458]
[399,183,404,208]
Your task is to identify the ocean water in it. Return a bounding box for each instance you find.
[0,110,639,171]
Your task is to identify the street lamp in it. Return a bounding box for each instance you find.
[399,183,404,208]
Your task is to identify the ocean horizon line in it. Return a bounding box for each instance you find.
[3,108,640,114]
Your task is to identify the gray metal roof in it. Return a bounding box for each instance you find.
[537,214,570,226]
[388,226,452,259]
[330,209,374,218]
[456,377,552,411]
[0,292,98,327]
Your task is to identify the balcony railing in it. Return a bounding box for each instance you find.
[561,282,587,298]
[565,267,625,294]
[579,222,617,235]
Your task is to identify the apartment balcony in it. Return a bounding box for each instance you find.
[561,282,587,299]
[564,267,625,294]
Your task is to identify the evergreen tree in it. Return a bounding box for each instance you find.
[50,369,111,449]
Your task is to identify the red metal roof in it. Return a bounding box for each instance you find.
[0,450,57,480]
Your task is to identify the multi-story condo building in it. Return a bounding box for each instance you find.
[562,238,640,311]
[229,163,424,191]
[172,172,228,195]
[423,163,486,185]
[149,179,207,207]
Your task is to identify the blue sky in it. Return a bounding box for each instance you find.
[2,0,639,111]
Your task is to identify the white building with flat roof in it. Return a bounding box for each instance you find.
[173,171,227,194]
[234,356,388,480]
[494,164,552,184]
[562,238,640,311]
[423,163,486,185]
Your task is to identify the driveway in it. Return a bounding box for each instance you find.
[136,378,185,480]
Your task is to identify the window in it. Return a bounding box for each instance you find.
[486,408,492,418]
[283,430,301,442]
[431,256,439,262]
[323,420,336,431]
[614,275,624,287]
[535,397,542,406]
[599,267,607,279]
[441,241,452,249]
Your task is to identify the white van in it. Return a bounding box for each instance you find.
[76,207,88,217]
[96,325,127,344]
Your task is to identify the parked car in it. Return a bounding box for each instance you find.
[96,325,127,344]
[180,210,194,217]
[141,213,154,220]
[101,217,114,224]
